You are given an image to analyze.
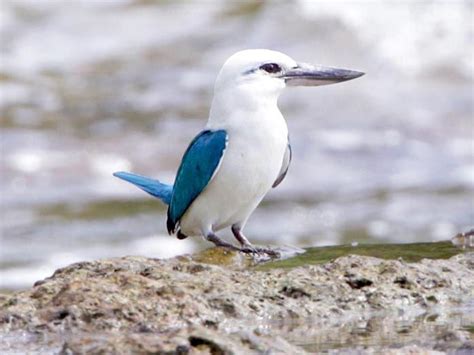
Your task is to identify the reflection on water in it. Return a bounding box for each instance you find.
[279,304,474,353]
[0,1,473,290]
[1,304,472,353]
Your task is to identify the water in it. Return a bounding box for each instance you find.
[1,0,473,290]
[1,304,472,354]
[283,305,474,353]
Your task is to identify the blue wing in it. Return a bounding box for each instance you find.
[167,129,228,234]
[113,171,172,205]
[273,140,292,188]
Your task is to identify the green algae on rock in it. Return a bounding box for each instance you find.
[257,241,466,270]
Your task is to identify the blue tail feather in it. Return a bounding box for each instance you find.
[113,171,172,205]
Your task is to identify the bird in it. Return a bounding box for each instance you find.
[114,49,364,254]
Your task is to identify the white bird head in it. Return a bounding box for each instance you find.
[213,49,364,103]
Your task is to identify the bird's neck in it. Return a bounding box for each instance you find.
[207,86,282,130]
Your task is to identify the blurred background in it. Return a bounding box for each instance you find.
[0,0,472,290]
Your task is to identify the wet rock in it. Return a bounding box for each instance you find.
[0,250,472,353]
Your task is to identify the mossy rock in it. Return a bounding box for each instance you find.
[257,241,465,270]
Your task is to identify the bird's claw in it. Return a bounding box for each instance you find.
[240,245,258,254]
[239,244,280,258]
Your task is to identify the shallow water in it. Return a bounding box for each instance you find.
[1,1,473,290]
[282,304,474,353]
[1,304,472,354]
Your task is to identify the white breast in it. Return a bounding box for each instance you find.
[179,106,288,236]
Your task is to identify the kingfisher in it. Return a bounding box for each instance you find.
[114,49,363,254]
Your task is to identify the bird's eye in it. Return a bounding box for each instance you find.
[259,63,282,74]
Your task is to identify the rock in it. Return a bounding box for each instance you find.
[0,249,473,353]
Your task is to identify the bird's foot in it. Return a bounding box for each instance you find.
[206,233,240,251]
[239,243,258,254]
[231,225,278,257]
[239,243,280,258]
[205,233,279,257]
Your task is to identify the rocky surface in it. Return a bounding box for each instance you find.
[0,248,473,354]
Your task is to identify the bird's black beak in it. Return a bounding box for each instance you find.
[283,63,364,86]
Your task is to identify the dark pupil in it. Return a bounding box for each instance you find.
[260,63,281,73]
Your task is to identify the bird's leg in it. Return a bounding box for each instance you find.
[205,232,240,251]
[231,225,279,257]
[231,225,253,248]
